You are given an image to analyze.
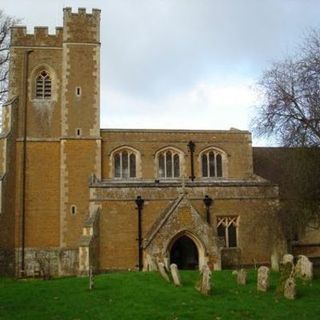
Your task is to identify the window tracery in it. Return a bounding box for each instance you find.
[113,149,137,179]
[35,70,52,99]
[217,216,238,248]
[157,149,181,178]
[200,149,224,177]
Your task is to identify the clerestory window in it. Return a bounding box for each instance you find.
[114,150,137,179]
[201,149,223,177]
[35,70,52,99]
[217,216,238,248]
[157,149,181,178]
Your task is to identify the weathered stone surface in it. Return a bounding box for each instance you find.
[295,255,313,280]
[257,266,270,292]
[195,264,212,295]
[143,196,221,272]
[158,262,170,282]
[282,254,294,265]
[170,264,182,286]
[271,252,279,272]
[89,266,94,290]
[144,254,158,271]
[237,268,247,285]
[276,262,293,296]
[284,277,296,300]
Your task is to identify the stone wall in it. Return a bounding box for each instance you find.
[90,179,282,271]
[101,129,253,181]
[14,247,78,277]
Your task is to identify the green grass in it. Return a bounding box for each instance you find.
[1,270,320,320]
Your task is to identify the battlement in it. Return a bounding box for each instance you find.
[10,7,101,47]
[63,7,101,18]
[63,7,101,43]
[10,26,63,47]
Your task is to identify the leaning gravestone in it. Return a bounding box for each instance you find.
[158,262,171,282]
[170,264,182,286]
[295,255,313,280]
[237,269,247,285]
[257,266,270,292]
[284,277,296,300]
[195,264,212,295]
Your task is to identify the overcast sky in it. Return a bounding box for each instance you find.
[3,0,320,145]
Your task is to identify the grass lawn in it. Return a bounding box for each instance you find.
[1,270,320,320]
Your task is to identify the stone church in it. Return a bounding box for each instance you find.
[0,8,317,276]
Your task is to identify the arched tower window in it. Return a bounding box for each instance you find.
[112,147,139,179]
[35,70,52,99]
[200,148,226,178]
[157,148,182,179]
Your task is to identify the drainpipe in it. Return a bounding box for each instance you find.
[135,196,144,271]
[187,141,195,181]
[21,49,33,277]
[203,195,213,225]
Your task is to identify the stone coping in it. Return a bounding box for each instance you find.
[90,178,277,188]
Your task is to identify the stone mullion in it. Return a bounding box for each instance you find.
[120,152,123,179]
[206,152,210,177]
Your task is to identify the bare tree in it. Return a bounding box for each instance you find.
[252,30,320,245]
[252,29,320,147]
[0,10,18,106]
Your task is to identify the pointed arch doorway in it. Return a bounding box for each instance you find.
[169,235,199,270]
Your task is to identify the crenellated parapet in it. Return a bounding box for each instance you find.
[10,26,63,47]
[63,7,101,43]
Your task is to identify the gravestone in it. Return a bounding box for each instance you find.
[284,277,296,300]
[276,262,293,296]
[295,255,313,280]
[89,266,94,290]
[271,252,279,272]
[145,254,158,271]
[237,269,247,285]
[195,264,212,295]
[257,266,270,292]
[170,264,182,286]
[282,254,294,266]
[158,262,170,282]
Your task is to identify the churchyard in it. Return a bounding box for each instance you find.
[1,267,320,320]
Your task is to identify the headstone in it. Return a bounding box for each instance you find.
[170,264,182,286]
[276,262,293,296]
[158,262,170,282]
[195,264,212,295]
[284,277,296,300]
[163,257,170,271]
[145,254,158,271]
[295,255,313,280]
[89,266,94,290]
[237,269,247,285]
[271,252,279,272]
[257,266,270,292]
[282,254,294,265]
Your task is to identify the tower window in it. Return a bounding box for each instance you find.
[70,205,77,215]
[76,87,81,96]
[76,128,82,137]
[35,70,52,99]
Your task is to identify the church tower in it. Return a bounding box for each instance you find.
[59,8,102,259]
[0,8,102,275]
